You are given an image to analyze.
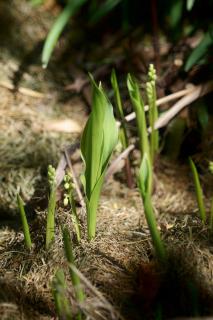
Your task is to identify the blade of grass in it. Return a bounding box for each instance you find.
[89,0,121,24]
[17,194,32,250]
[127,74,150,160]
[52,269,72,320]
[63,227,85,316]
[189,158,206,223]
[111,69,133,188]
[42,0,87,68]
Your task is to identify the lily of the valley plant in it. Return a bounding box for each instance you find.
[46,165,57,249]
[146,64,159,164]
[138,154,166,262]
[81,76,118,240]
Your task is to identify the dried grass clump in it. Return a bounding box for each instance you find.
[0,168,41,216]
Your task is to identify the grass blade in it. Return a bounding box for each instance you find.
[63,227,85,307]
[17,194,32,250]
[127,74,150,160]
[52,269,72,320]
[189,158,206,223]
[42,0,87,68]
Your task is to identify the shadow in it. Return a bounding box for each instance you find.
[123,248,213,320]
[0,278,54,318]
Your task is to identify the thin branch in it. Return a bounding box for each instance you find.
[124,86,195,123]
[0,80,45,98]
[153,81,213,130]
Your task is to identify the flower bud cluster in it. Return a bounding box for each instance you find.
[48,165,56,187]
[63,173,75,206]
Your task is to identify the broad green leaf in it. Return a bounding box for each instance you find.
[185,30,212,71]
[42,0,87,68]
[81,77,118,239]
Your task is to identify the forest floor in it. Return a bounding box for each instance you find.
[0,1,213,319]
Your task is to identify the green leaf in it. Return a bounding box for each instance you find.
[169,0,183,28]
[42,0,87,68]
[81,76,118,239]
[185,30,213,71]
[63,227,85,303]
[89,0,122,24]
[189,158,206,223]
[52,269,72,320]
[17,194,32,250]
[138,154,166,262]
[127,74,150,160]
[187,0,195,11]
[138,153,151,199]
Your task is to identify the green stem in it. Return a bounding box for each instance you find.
[189,158,206,223]
[63,227,85,306]
[46,187,56,249]
[143,193,166,262]
[17,194,32,250]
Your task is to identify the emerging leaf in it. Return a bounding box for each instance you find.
[81,77,118,239]
[138,153,152,199]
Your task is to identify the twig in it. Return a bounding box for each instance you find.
[153,81,213,130]
[56,142,80,187]
[64,149,85,209]
[0,80,45,98]
[106,144,135,180]
[68,264,124,320]
[124,86,195,123]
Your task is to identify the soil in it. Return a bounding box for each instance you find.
[0,1,213,320]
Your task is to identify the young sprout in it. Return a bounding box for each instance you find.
[146,64,159,164]
[81,76,118,240]
[111,69,133,188]
[138,154,166,262]
[64,173,81,242]
[189,158,206,223]
[52,269,72,320]
[46,165,57,249]
[63,227,84,320]
[17,194,32,250]
[127,74,150,160]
